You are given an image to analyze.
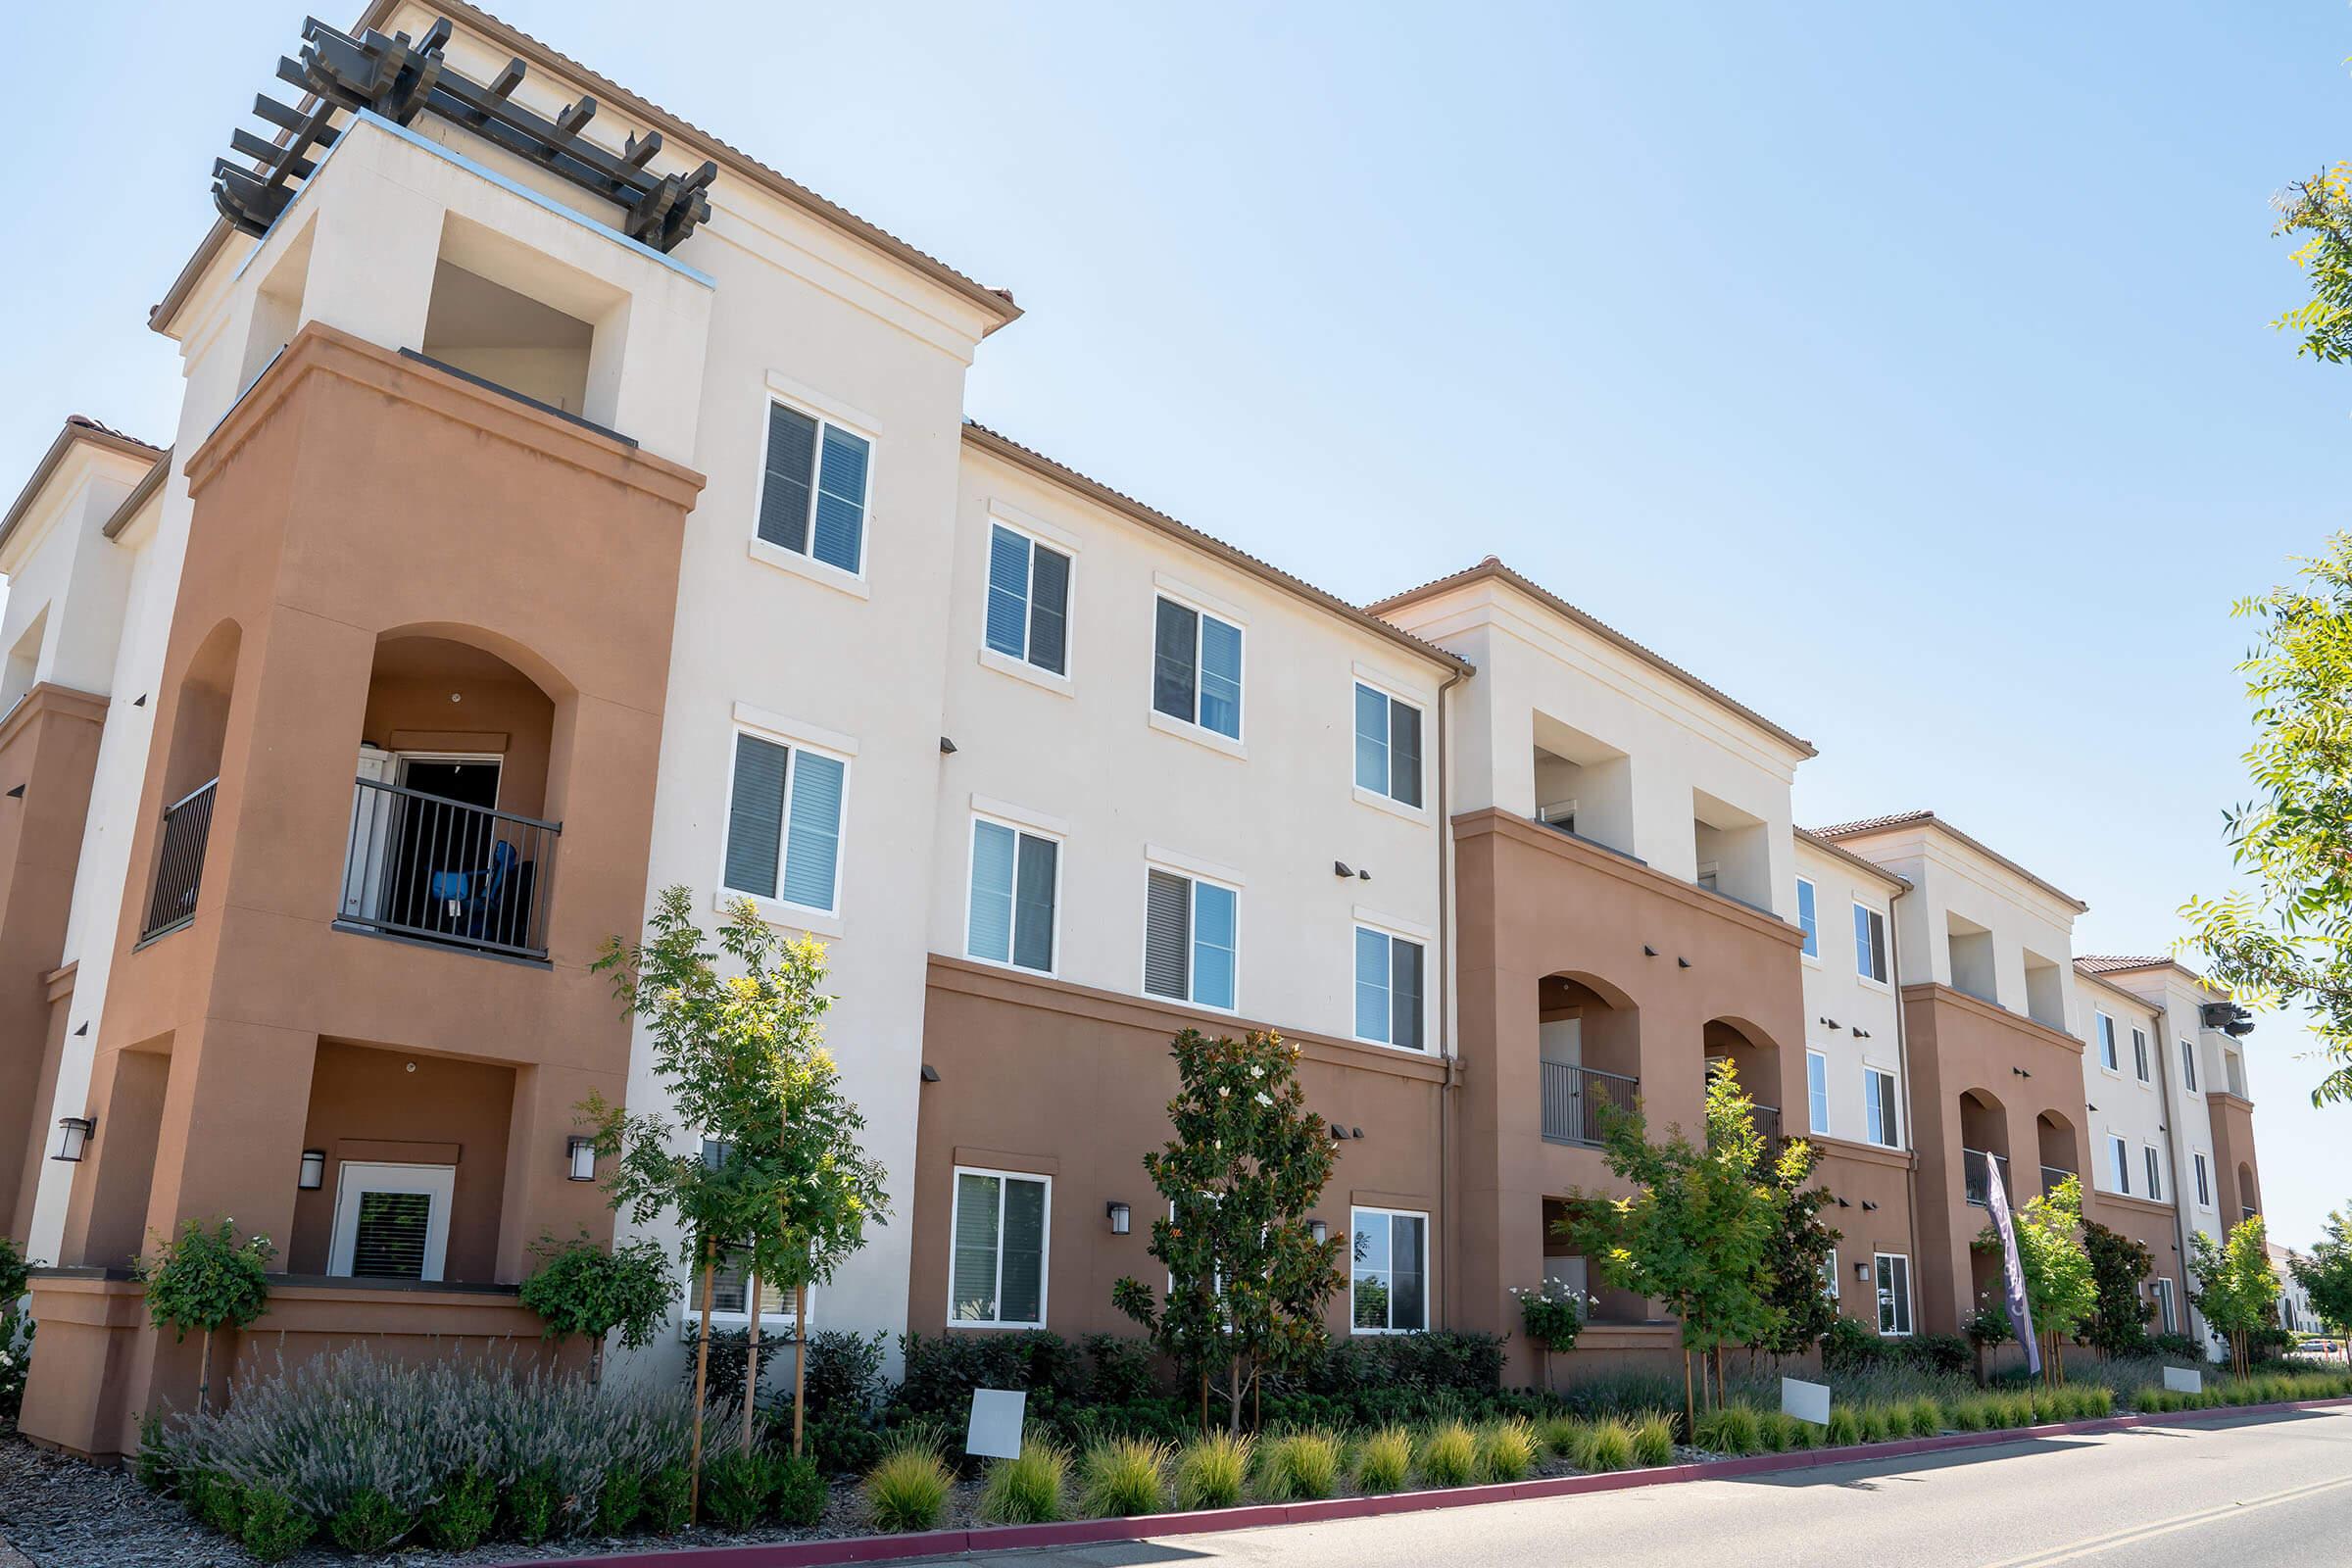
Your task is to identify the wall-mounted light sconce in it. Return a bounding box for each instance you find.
[1334,861,1353,878]
[1349,1127,1364,1141]
[2086,1103,2098,1113]
[74,1021,88,1036]
[567,1136,598,1183]
[1105,1200,1131,1236]
[1329,1121,1347,1142]
[1357,868,1371,881]
[1309,1220,1329,1246]
[920,1063,941,1083]
[1835,1196,1851,1207]
[939,736,957,755]
[132,693,148,707]
[298,1149,325,1190]
[1861,1200,1879,1211]
[3,784,23,800]
[1852,1027,1870,1039]
[51,1114,93,1162]
[1676,956,1691,969]
[1643,946,1658,957]
[1854,1259,1872,1281]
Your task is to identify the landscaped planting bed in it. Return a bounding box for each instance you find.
[21,1346,2341,1565]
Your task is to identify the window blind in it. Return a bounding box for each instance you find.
[1144,869,1192,999]
[723,735,789,900]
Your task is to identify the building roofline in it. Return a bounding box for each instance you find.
[153,1,1022,339]
[1369,558,1816,759]
[99,447,173,541]
[963,422,1474,678]
[2076,954,2214,990]
[0,417,166,560]
[1794,826,1912,893]
[1809,809,2089,913]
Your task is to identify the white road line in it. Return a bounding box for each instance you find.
[1977,1472,2352,1567]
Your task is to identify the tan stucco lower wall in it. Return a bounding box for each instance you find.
[912,956,1446,1345]
[2086,1190,2190,1336]
[2206,1093,2261,1223]
[1810,1137,1920,1331]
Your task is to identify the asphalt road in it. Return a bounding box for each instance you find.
[942,1408,2352,1568]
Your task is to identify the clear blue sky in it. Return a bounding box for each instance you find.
[6,3,2348,1248]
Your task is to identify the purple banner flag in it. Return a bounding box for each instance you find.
[1985,1156,2039,1377]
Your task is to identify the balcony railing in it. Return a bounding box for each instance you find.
[339,776,559,960]
[2040,1164,2075,1194]
[1542,1062,1639,1148]
[1963,1148,2012,1207]
[1752,1103,1783,1145]
[140,778,220,940]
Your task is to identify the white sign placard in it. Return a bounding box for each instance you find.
[966,1387,1027,1460]
[1783,1376,1832,1427]
[2163,1365,2204,1396]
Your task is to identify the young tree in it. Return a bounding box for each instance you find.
[588,888,891,1511]
[1975,1175,2097,1385]
[2289,1204,2352,1367]
[2079,1220,2156,1359]
[1566,1059,1794,1432]
[2189,1215,2283,1376]
[2271,163,2352,364]
[133,1218,275,1412]
[1112,1028,1343,1435]
[1752,1137,1841,1363]
[516,1231,676,1387]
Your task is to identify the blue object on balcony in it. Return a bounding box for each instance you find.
[430,838,518,936]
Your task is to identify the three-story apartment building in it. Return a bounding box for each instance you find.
[1,1,2274,1453]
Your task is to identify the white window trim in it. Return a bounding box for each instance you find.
[1863,1063,1900,1149]
[1348,673,1429,820]
[2143,1143,2164,1202]
[2131,1026,2153,1086]
[676,1252,808,1336]
[326,1161,454,1283]
[2094,1012,2121,1077]
[980,513,1079,687]
[1348,1205,1431,1335]
[1805,1048,1832,1136]
[1795,876,1820,965]
[963,810,1065,978]
[946,1165,1052,1330]
[2192,1151,2214,1209]
[715,717,854,937]
[1141,858,1242,1013]
[1874,1251,1914,1338]
[2154,1275,2178,1335]
[2108,1134,2132,1196]
[1824,1246,1840,1300]
[1852,902,1891,991]
[750,386,878,587]
[1149,584,1248,752]
[1350,918,1431,1054]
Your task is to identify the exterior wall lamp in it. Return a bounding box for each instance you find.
[1854,1259,1872,1281]
[298,1149,326,1190]
[1105,1201,1131,1235]
[567,1136,598,1182]
[51,1115,94,1162]
[1309,1220,1329,1246]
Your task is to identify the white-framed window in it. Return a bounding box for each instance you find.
[1350,1207,1429,1333]
[949,1166,1049,1328]
[1853,903,1888,984]
[1823,1246,1840,1300]
[2095,1012,2119,1072]
[1352,681,1424,808]
[721,728,847,915]
[984,520,1071,676]
[1875,1252,1913,1336]
[1864,1066,1899,1148]
[327,1161,454,1282]
[2154,1276,2178,1335]
[2132,1027,2151,1083]
[2108,1134,2131,1195]
[2143,1144,2163,1202]
[1152,594,1243,741]
[1143,865,1238,1009]
[1795,878,1819,959]
[2193,1152,2213,1207]
[684,1245,804,1333]
[966,814,1060,973]
[1806,1050,1831,1136]
[756,395,872,576]
[2180,1038,2198,1093]
[1353,924,1427,1051]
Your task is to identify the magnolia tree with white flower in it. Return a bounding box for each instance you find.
[1113,1027,1344,1434]
[1510,1279,1598,1391]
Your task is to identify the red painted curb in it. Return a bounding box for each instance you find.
[498,1395,2352,1568]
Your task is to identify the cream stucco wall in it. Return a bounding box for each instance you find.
[1794,839,1908,1150]
[2072,970,2172,1206]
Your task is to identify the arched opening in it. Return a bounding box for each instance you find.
[1703,1016,1784,1143]
[2236,1163,2260,1224]
[1537,971,1639,1149]
[338,632,562,959]
[141,620,241,940]
[2034,1110,2079,1194]
[1959,1089,2010,1207]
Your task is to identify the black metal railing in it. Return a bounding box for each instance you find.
[1963,1147,2012,1207]
[2040,1164,2075,1194]
[140,778,219,940]
[339,776,558,960]
[1752,1103,1783,1145]
[1542,1062,1639,1148]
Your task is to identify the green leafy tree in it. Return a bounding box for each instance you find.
[2079,1219,2156,1358]
[2190,1214,2282,1376]
[1975,1175,2097,1385]
[1566,1059,1795,1432]
[2271,163,2352,363]
[588,887,891,1511]
[2179,535,2352,1106]
[133,1218,275,1411]
[1113,1028,1343,1435]
[517,1231,675,1387]
[1753,1137,1841,1361]
[2288,1205,2352,1368]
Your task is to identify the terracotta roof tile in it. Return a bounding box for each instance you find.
[2075,955,2173,975]
[1809,810,2088,913]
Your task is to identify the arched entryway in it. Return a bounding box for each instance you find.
[1537,971,1639,1148]
[1703,1015,1785,1143]
[2034,1110,2081,1195]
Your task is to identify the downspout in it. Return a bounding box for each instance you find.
[1434,663,1467,1329]
[2152,998,2201,1347]
[1888,880,1924,1327]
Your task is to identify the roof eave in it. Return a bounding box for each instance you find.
[0,423,167,561]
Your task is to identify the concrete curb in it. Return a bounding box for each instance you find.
[504,1395,2352,1568]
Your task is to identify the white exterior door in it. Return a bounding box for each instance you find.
[327,1161,455,1282]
